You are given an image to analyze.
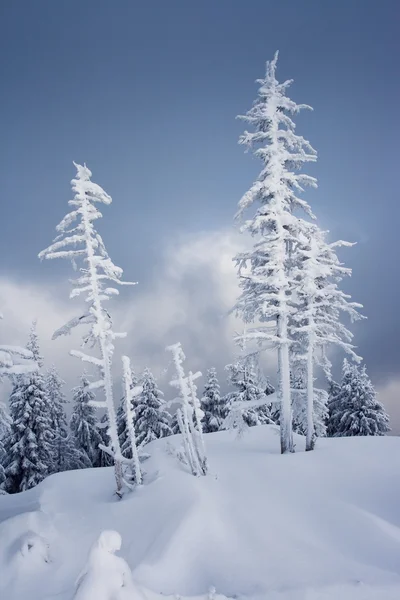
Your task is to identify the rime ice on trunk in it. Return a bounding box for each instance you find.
[38,163,136,495]
[167,343,207,476]
[121,356,142,486]
[188,370,208,475]
[233,51,317,454]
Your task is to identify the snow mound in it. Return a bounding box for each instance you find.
[1,426,400,600]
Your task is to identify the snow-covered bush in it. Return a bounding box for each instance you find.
[167,343,207,476]
[74,530,137,600]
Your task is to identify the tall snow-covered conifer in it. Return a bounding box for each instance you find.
[38,163,135,494]
[70,373,102,466]
[233,52,317,453]
[327,360,390,437]
[135,368,172,447]
[5,325,53,492]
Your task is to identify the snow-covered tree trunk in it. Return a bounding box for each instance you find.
[79,194,124,491]
[305,334,315,452]
[277,317,293,454]
[167,343,206,477]
[121,356,142,486]
[188,370,207,475]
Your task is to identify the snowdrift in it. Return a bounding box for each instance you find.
[1,426,400,600]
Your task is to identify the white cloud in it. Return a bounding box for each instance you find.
[2,230,398,432]
[0,229,249,401]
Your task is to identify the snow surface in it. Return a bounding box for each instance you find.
[1,426,400,600]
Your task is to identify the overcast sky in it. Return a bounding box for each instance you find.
[1,1,399,428]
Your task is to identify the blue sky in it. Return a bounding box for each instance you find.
[1,1,399,421]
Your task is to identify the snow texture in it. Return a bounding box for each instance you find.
[1,427,400,600]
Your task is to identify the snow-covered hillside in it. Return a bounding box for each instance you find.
[1,426,400,600]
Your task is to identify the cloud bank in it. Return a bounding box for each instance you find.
[0,228,397,434]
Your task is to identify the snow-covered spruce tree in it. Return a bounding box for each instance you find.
[70,373,103,467]
[167,343,207,476]
[290,224,363,450]
[5,326,54,492]
[45,363,89,473]
[327,360,390,437]
[201,368,228,433]
[45,364,69,472]
[233,51,317,454]
[224,358,272,435]
[135,367,172,447]
[38,163,135,495]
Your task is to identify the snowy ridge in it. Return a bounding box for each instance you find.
[1,427,400,600]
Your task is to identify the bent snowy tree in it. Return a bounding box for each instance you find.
[233,51,317,453]
[167,343,207,476]
[38,163,135,495]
